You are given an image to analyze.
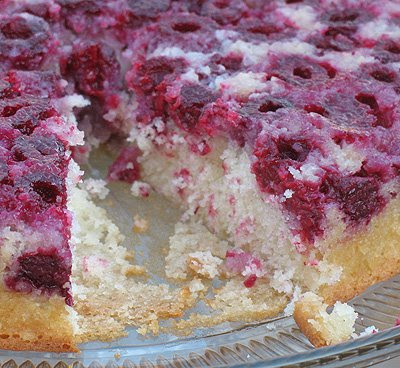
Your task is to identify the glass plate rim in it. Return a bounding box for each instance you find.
[1,320,400,367]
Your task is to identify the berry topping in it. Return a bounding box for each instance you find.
[0,96,55,135]
[0,14,52,70]
[6,250,71,305]
[19,172,65,205]
[322,176,384,222]
[128,0,171,19]
[169,84,218,131]
[63,43,120,98]
[108,146,141,183]
[129,57,186,96]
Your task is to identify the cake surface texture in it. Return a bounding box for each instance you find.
[1,0,400,352]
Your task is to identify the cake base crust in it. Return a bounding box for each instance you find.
[295,196,400,346]
[0,286,77,352]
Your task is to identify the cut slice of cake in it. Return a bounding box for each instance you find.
[0,71,86,351]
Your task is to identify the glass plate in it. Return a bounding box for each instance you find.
[2,148,400,368]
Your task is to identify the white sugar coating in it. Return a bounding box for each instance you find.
[222,39,315,66]
[150,46,212,66]
[320,52,375,72]
[283,189,294,199]
[288,165,322,183]
[52,94,88,146]
[222,40,270,66]
[331,143,365,174]
[382,2,400,14]
[215,29,239,42]
[269,40,316,56]
[298,163,323,182]
[181,68,199,83]
[358,19,400,40]
[278,5,322,31]
[215,72,266,97]
[80,178,110,200]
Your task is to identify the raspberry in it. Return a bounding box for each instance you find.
[277,139,310,162]
[199,0,245,26]
[323,176,385,222]
[0,96,55,135]
[129,57,186,95]
[63,43,120,98]
[58,0,104,33]
[6,70,65,98]
[108,146,141,183]
[355,93,393,128]
[373,40,400,64]
[0,161,8,184]
[0,14,52,70]
[269,56,336,86]
[238,18,288,41]
[170,84,218,131]
[243,274,257,288]
[18,252,69,290]
[21,172,65,205]
[128,0,171,19]
[370,70,396,83]
[12,135,65,162]
[172,21,202,33]
[6,250,72,305]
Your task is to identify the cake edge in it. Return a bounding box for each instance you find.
[295,194,400,346]
[0,285,78,352]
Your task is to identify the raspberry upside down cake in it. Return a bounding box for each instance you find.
[2,0,400,352]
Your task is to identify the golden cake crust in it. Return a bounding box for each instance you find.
[295,196,400,346]
[293,296,329,347]
[0,286,77,352]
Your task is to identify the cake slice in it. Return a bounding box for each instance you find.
[0,69,86,351]
[123,0,400,343]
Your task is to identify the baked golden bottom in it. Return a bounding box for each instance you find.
[0,286,76,352]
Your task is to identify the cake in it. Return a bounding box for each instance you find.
[1,0,400,352]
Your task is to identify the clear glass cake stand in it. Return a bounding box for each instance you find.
[2,148,400,368]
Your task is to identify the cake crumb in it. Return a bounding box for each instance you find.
[131,181,151,197]
[166,220,228,280]
[294,292,358,347]
[124,251,135,261]
[81,178,110,200]
[353,325,378,338]
[187,251,223,279]
[133,215,149,233]
[124,265,147,277]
